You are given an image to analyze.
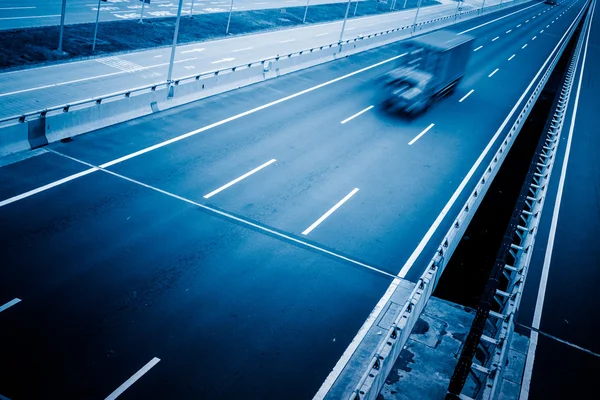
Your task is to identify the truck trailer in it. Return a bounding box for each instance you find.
[382,30,475,116]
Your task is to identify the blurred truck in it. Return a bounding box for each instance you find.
[381,30,475,116]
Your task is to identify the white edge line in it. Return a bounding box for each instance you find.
[0,298,21,312]
[458,2,542,34]
[520,1,594,398]
[104,357,161,400]
[1,53,407,208]
[459,89,475,103]
[408,123,435,145]
[302,188,359,235]
[203,159,276,199]
[0,14,60,20]
[489,68,500,77]
[340,105,374,124]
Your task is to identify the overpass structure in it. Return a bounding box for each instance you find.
[0,0,597,399]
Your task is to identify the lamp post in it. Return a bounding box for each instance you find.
[167,0,185,89]
[57,0,67,53]
[339,0,352,43]
[303,0,309,23]
[190,0,196,18]
[353,0,359,16]
[480,0,487,15]
[92,0,102,51]
[140,0,147,23]
[411,0,423,34]
[226,0,235,34]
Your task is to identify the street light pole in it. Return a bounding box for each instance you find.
[303,0,310,23]
[190,0,196,18]
[480,0,487,15]
[411,0,423,34]
[339,0,352,43]
[57,0,67,52]
[92,0,102,51]
[403,0,408,8]
[140,0,146,23]
[226,0,235,34]
[353,0,359,16]
[167,0,184,88]
[454,0,461,23]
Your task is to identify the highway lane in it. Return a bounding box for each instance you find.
[0,1,586,398]
[0,0,370,30]
[517,0,600,397]
[0,0,520,119]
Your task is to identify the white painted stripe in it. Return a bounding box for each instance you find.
[408,123,435,145]
[507,29,512,33]
[340,105,374,124]
[154,55,163,58]
[204,159,276,199]
[492,36,499,41]
[547,24,550,27]
[1,53,409,207]
[541,29,544,33]
[517,23,522,27]
[458,2,541,35]
[211,57,235,64]
[459,89,474,103]
[302,188,359,235]
[181,47,205,54]
[526,19,529,22]
[0,14,60,20]
[279,39,295,43]
[0,298,21,312]
[532,36,537,40]
[522,43,528,49]
[0,6,36,10]
[346,27,356,31]
[509,54,516,60]
[520,1,594,397]
[105,357,160,400]
[474,45,483,51]
[488,68,499,77]
[233,47,253,52]
[0,168,98,208]
[316,32,329,37]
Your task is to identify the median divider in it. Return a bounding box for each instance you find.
[0,0,531,158]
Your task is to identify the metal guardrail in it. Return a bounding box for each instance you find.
[348,2,582,399]
[0,0,525,127]
[446,0,591,398]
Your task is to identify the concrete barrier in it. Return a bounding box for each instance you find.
[0,122,29,157]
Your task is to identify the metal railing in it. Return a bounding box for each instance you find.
[446,1,591,398]
[348,2,583,399]
[0,0,527,128]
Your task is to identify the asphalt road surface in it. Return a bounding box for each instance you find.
[0,0,587,399]
[0,0,517,119]
[0,0,372,30]
[517,0,600,398]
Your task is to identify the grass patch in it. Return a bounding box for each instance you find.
[0,0,440,71]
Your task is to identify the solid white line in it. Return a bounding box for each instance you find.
[459,89,474,103]
[340,105,374,124]
[0,298,21,312]
[233,47,254,52]
[509,54,516,60]
[458,2,541,34]
[302,188,359,235]
[0,52,408,207]
[105,357,160,400]
[203,159,276,199]
[489,68,499,77]
[492,36,499,41]
[0,14,60,21]
[522,43,528,49]
[0,6,36,10]
[474,45,483,51]
[520,1,594,397]
[507,29,512,33]
[0,58,198,98]
[408,123,435,145]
